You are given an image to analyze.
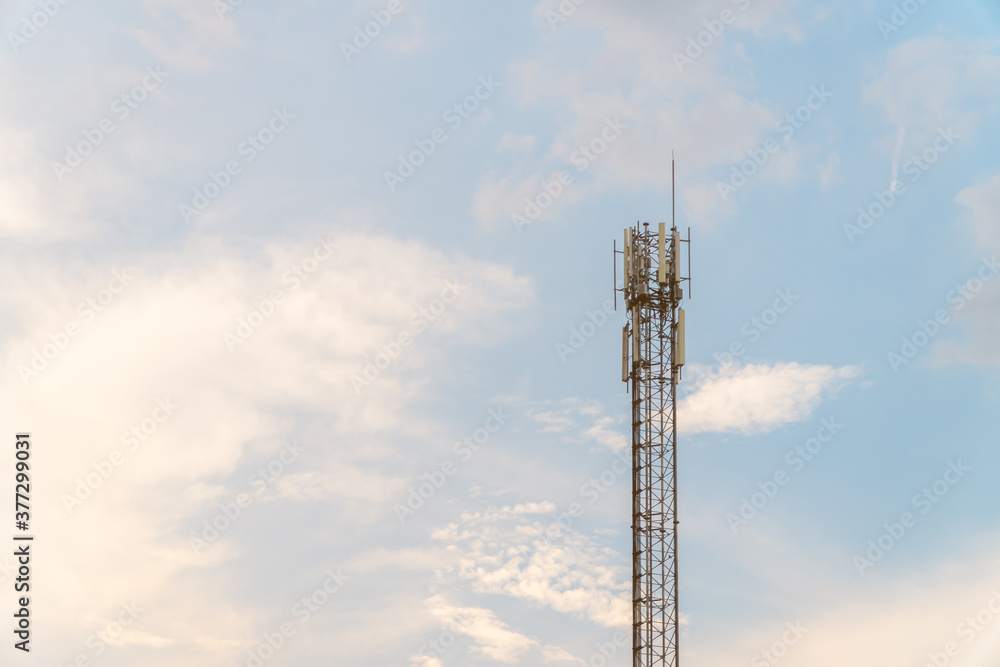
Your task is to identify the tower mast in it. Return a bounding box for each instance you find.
[616,160,689,667]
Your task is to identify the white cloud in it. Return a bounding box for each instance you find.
[0,229,534,664]
[473,169,585,230]
[523,398,627,452]
[955,174,1000,252]
[498,132,537,155]
[542,644,580,662]
[678,501,1000,667]
[137,0,241,71]
[926,180,1000,366]
[688,545,1000,667]
[426,595,538,664]
[432,504,630,628]
[383,14,433,55]
[929,279,1000,367]
[679,362,860,434]
[476,0,815,229]
[409,657,444,667]
[110,629,176,649]
[864,36,1000,148]
[271,469,406,504]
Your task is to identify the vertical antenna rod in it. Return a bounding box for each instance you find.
[672,152,675,230]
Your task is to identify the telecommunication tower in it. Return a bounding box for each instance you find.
[614,161,690,667]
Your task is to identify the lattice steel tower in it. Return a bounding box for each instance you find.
[615,165,689,667]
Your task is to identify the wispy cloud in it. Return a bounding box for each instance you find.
[679,362,860,435]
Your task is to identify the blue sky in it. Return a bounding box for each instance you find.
[1,0,1000,665]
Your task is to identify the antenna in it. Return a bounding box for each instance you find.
[615,162,690,666]
[672,152,675,231]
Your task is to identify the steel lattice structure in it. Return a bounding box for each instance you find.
[617,210,688,667]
